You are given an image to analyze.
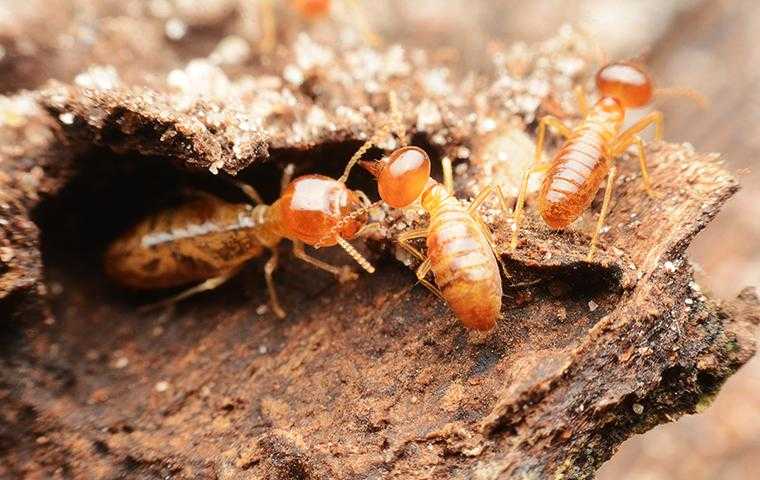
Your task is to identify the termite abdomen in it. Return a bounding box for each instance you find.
[105,195,265,290]
[539,126,609,229]
[422,186,502,331]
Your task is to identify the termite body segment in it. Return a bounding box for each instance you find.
[105,174,372,318]
[538,97,622,230]
[511,61,665,260]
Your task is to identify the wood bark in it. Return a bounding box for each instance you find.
[0,5,757,479]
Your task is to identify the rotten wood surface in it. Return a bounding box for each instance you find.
[0,3,758,479]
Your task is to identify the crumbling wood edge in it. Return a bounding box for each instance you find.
[1,113,759,479]
[0,44,758,480]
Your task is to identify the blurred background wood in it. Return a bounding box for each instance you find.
[601,1,760,478]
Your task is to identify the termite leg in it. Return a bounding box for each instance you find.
[574,85,589,116]
[397,228,427,243]
[343,0,382,47]
[587,163,618,261]
[415,257,445,300]
[397,228,428,261]
[614,110,664,145]
[232,181,265,205]
[398,243,443,300]
[264,248,286,319]
[467,183,511,272]
[511,115,573,251]
[612,112,663,196]
[442,156,454,194]
[468,184,511,220]
[510,162,551,251]
[259,0,276,53]
[281,164,295,194]
[534,115,573,165]
[396,230,445,301]
[415,257,433,281]
[292,240,358,282]
[472,210,509,277]
[138,268,242,313]
[623,135,658,198]
[418,277,445,301]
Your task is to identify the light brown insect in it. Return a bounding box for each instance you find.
[327,88,512,330]
[341,117,510,330]
[105,170,375,318]
[399,178,508,331]
[511,61,672,259]
[258,0,379,53]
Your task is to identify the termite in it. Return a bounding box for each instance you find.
[259,0,379,53]
[105,167,376,318]
[399,169,510,331]
[339,95,511,330]
[511,61,692,260]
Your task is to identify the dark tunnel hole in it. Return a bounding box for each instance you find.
[500,254,626,307]
[30,136,445,308]
[0,289,47,359]
[697,370,721,396]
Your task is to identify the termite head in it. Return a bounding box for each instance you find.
[594,96,625,126]
[278,175,368,246]
[292,0,331,20]
[364,146,432,208]
[420,182,449,214]
[595,61,654,108]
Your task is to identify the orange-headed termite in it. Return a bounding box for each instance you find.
[510,61,703,259]
[340,99,510,330]
[259,0,379,53]
[105,168,376,318]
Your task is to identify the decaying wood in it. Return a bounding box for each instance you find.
[0,21,757,480]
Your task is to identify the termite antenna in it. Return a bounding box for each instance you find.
[388,90,406,146]
[654,86,709,109]
[259,0,277,53]
[338,91,403,184]
[338,124,391,184]
[441,156,454,194]
[314,199,382,248]
[336,237,375,273]
[280,164,295,193]
[574,24,608,66]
